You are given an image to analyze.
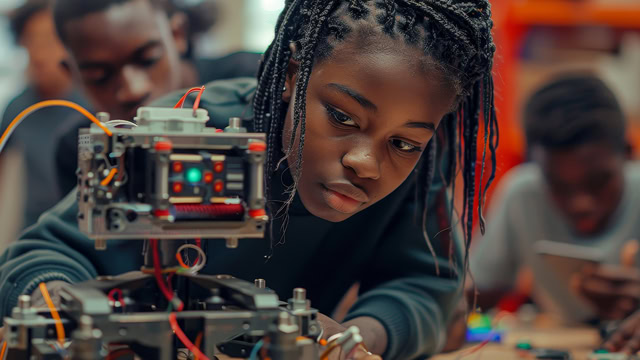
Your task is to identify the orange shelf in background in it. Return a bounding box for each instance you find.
[508,0,640,28]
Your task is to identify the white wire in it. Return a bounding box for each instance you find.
[105,120,137,128]
[176,243,207,273]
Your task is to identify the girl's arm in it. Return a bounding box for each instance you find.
[345,176,464,359]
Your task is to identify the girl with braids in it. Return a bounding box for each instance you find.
[0,0,497,359]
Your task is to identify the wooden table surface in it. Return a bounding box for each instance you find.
[432,316,602,360]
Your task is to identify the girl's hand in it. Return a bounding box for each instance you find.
[317,313,383,360]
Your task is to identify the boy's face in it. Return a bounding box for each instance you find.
[20,10,71,98]
[533,142,626,236]
[62,0,187,120]
[281,35,457,222]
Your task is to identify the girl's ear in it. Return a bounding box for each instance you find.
[283,42,300,103]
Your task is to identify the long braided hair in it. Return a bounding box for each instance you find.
[254,0,498,273]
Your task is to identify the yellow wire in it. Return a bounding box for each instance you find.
[100,168,118,186]
[141,267,181,274]
[0,100,113,152]
[38,282,65,346]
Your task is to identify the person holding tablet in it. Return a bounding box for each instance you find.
[468,74,640,324]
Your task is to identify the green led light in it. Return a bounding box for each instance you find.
[186,168,202,183]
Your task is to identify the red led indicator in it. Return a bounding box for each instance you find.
[249,209,267,218]
[249,141,266,152]
[172,161,184,173]
[204,172,214,184]
[214,162,224,173]
[172,182,184,193]
[214,180,224,193]
[154,141,172,151]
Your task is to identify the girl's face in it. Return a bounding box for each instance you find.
[282,35,457,222]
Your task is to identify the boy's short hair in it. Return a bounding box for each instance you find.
[9,0,52,42]
[524,74,626,152]
[52,0,170,44]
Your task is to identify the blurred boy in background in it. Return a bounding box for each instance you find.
[469,74,640,326]
[0,0,87,229]
[50,0,261,197]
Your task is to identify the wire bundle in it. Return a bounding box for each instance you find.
[150,238,210,360]
[173,85,206,116]
[175,243,207,273]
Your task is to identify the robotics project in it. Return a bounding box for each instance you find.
[0,92,365,360]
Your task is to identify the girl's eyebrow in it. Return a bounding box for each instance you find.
[326,83,378,112]
[405,121,435,131]
[326,83,435,131]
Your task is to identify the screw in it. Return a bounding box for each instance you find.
[95,238,107,250]
[225,237,239,249]
[293,288,306,301]
[18,295,31,309]
[96,112,110,123]
[254,279,266,289]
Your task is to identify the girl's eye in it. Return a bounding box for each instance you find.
[391,139,422,153]
[325,104,357,127]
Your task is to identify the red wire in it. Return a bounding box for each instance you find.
[151,239,184,311]
[107,288,124,310]
[105,349,135,360]
[169,313,210,360]
[166,273,174,293]
[192,86,206,114]
[193,238,202,264]
[107,288,123,302]
[459,339,490,357]
[173,87,203,109]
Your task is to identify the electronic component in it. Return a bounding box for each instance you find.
[76,107,268,244]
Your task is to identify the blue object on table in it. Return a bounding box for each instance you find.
[466,328,503,343]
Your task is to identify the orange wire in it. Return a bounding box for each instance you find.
[194,332,203,360]
[0,100,112,151]
[38,282,65,346]
[176,252,191,269]
[173,87,203,109]
[100,168,118,186]
[320,342,340,360]
[192,86,206,114]
[168,313,209,360]
[0,341,6,360]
